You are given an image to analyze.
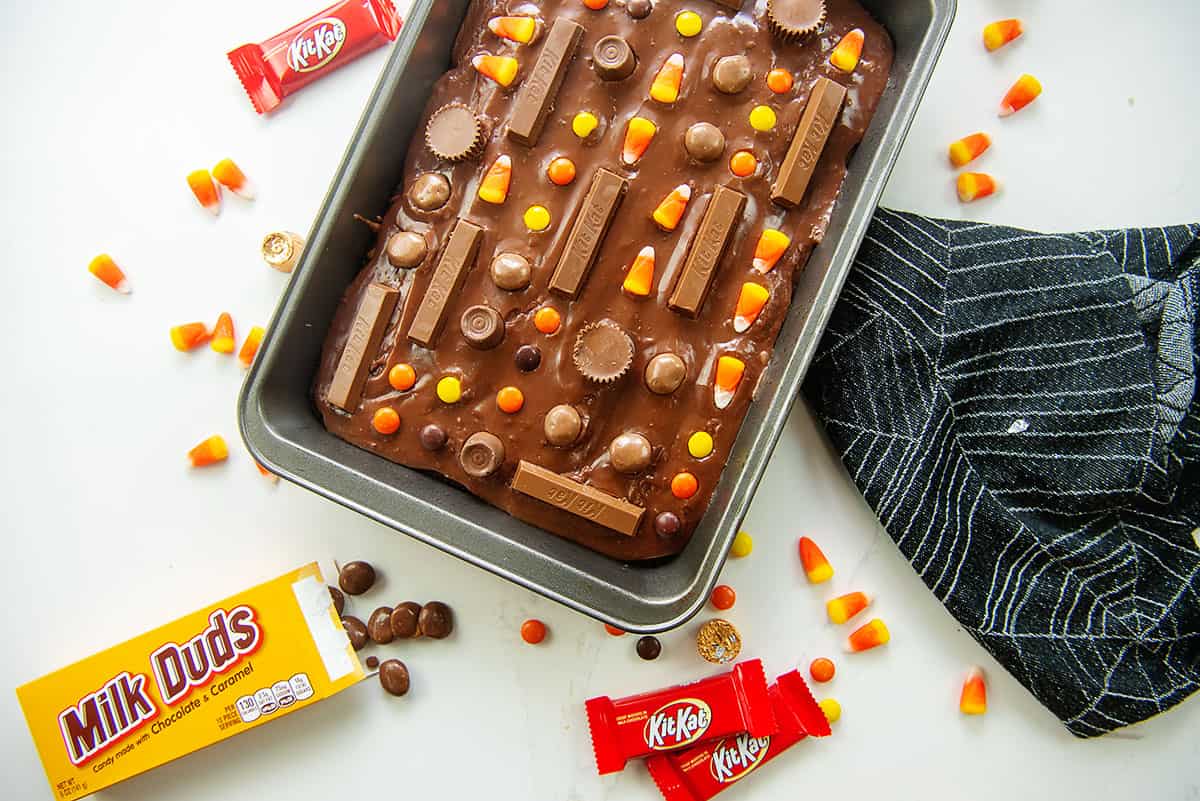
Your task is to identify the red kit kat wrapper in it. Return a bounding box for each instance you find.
[228,0,402,114]
[645,671,831,801]
[585,659,775,775]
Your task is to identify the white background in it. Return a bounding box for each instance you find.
[2,1,1198,799]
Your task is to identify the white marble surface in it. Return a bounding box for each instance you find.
[2,1,1198,799]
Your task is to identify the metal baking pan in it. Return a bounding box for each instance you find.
[239,0,954,633]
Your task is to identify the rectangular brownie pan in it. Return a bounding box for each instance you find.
[239,0,955,633]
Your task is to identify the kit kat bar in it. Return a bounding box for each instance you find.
[511,460,644,536]
[408,219,484,348]
[668,185,747,317]
[770,77,846,208]
[327,282,400,411]
[507,19,585,147]
[549,168,628,298]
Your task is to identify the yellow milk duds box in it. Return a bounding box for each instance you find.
[16,563,364,799]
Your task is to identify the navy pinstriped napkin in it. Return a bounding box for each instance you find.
[803,209,1200,737]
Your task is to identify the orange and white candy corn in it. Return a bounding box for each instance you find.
[948,132,991,167]
[239,325,265,368]
[960,667,987,715]
[826,591,871,624]
[733,283,769,333]
[622,116,657,164]
[650,53,684,104]
[487,15,540,44]
[830,28,865,73]
[212,158,255,200]
[477,154,512,204]
[188,435,228,468]
[652,184,691,231]
[211,312,236,354]
[472,54,519,87]
[998,73,1041,117]
[957,172,999,203]
[713,355,745,410]
[752,229,790,273]
[623,246,655,297]
[983,19,1023,52]
[170,322,211,352]
[256,461,280,483]
[187,169,220,215]
[846,618,890,652]
[798,536,834,583]
[88,254,130,294]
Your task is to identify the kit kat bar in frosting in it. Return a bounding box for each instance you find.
[407,219,484,347]
[327,282,400,411]
[511,460,644,536]
[507,19,585,147]
[549,168,628,298]
[668,185,747,317]
[770,77,847,208]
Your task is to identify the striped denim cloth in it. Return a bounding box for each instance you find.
[804,209,1200,737]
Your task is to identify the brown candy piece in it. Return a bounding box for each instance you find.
[367,606,395,644]
[365,655,380,670]
[385,231,428,268]
[460,304,506,350]
[261,231,304,272]
[426,102,485,162]
[515,344,542,372]
[766,0,826,40]
[609,432,652,474]
[654,511,681,536]
[593,35,636,81]
[338,560,376,595]
[490,252,532,290]
[379,659,410,696]
[644,353,687,395]
[711,55,752,94]
[684,122,725,163]
[544,404,584,447]
[418,601,454,638]
[328,585,345,615]
[573,320,634,383]
[390,601,422,639]
[696,618,742,664]
[419,423,448,451]
[626,0,653,18]
[341,616,368,651]
[636,635,662,660]
[771,77,846,208]
[408,173,451,211]
[461,432,505,478]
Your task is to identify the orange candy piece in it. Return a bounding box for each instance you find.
[604,624,626,636]
[671,471,699,499]
[170,322,210,352]
[733,282,769,333]
[826,591,871,624]
[713,355,745,410]
[809,657,836,683]
[622,116,657,165]
[497,386,525,413]
[534,306,561,334]
[960,667,988,715]
[649,53,684,104]
[238,325,264,368]
[948,132,992,167]
[798,536,834,583]
[582,0,608,8]
[957,172,999,203]
[710,584,736,610]
[187,169,220,215]
[766,68,793,94]
[652,184,691,231]
[983,19,1023,52]
[623,245,656,297]
[487,15,540,44]
[547,156,576,186]
[212,158,254,200]
[478,154,512,204]
[210,312,235,354]
[472,54,519,87]
[729,150,757,177]
[521,619,547,644]
[830,28,865,73]
[88,254,130,294]
[188,435,228,468]
[846,618,890,652]
[999,73,1041,117]
[372,407,401,435]
[255,461,279,483]
[389,362,416,391]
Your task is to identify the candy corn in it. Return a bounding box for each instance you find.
[652,184,691,231]
[983,19,1023,52]
[948,132,991,167]
[960,667,987,715]
[188,435,228,468]
[623,245,655,296]
[487,15,539,44]
[830,28,865,73]
[477,154,512,204]
[239,325,264,368]
[255,461,279,483]
[713,355,745,410]
[957,172,999,203]
[846,618,890,652]
[88,254,130,294]
[733,283,769,333]
[210,312,235,354]
[826,591,871,624]
[212,158,254,200]
[798,536,833,583]
[753,229,790,273]
[187,169,220,215]
[622,116,657,164]
[472,54,519,87]
[170,322,211,352]
[650,53,684,104]
[998,73,1041,117]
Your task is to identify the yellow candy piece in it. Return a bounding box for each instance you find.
[675,11,702,37]
[748,105,777,132]
[572,111,599,138]
[436,376,462,404]
[524,205,551,231]
[729,530,753,558]
[688,431,714,458]
[818,698,841,724]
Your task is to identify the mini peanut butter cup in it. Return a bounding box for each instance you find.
[425,102,486,162]
[572,320,634,383]
[766,0,826,40]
